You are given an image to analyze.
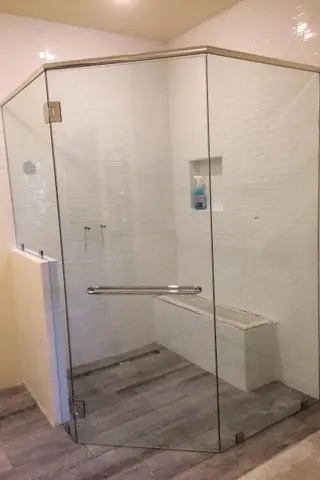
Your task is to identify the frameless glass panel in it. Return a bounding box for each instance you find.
[207,53,320,450]
[2,74,57,253]
[47,54,220,452]
[2,73,76,439]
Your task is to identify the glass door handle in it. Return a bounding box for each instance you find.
[87,285,202,296]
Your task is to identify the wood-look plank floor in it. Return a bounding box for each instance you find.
[73,345,313,452]
[1,385,320,480]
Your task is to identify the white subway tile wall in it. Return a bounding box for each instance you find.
[2,74,60,255]
[45,60,177,366]
[209,55,319,398]
[0,12,162,387]
[168,52,320,398]
[169,55,214,301]
[5,50,320,402]
[2,0,320,389]
[170,0,320,67]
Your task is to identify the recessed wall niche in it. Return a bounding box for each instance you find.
[189,156,223,211]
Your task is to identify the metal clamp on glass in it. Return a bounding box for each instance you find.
[87,285,202,296]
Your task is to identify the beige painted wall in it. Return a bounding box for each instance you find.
[0,256,20,388]
[0,127,20,388]
[11,249,69,425]
[170,0,320,65]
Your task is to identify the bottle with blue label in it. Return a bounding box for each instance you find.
[192,175,207,210]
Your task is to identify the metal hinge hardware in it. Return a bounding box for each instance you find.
[44,101,62,123]
[68,398,86,419]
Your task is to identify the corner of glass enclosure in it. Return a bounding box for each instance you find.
[2,47,320,454]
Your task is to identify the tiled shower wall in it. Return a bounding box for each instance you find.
[45,61,177,366]
[211,57,319,399]
[5,60,177,367]
[170,54,320,398]
[168,55,214,300]
[3,75,61,257]
[2,73,72,372]
[4,59,179,369]
[0,12,162,387]
[4,53,320,399]
[170,0,320,67]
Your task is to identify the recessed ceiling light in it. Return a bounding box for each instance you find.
[292,6,317,42]
[296,21,308,34]
[303,30,314,41]
[113,0,136,6]
[39,50,56,61]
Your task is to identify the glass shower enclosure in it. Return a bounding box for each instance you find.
[2,46,320,453]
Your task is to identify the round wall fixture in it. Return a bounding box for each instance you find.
[23,161,37,175]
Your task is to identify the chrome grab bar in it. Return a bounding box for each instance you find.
[87,285,202,296]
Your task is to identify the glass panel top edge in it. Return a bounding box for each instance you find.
[43,45,320,74]
[1,68,45,108]
[2,44,320,108]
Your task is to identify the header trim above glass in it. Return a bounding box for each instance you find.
[1,45,320,108]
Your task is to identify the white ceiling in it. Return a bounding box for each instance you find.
[0,0,242,42]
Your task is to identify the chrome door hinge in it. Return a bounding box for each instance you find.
[68,397,86,419]
[44,101,62,123]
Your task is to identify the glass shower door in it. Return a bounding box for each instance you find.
[47,55,221,452]
[207,53,320,451]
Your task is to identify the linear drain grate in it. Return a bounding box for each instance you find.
[77,349,161,378]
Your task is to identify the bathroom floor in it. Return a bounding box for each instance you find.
[73,344,312,451]
[2,384,320,480]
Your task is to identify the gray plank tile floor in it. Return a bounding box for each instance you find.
[1,385,320,480]
[73,344,313,452]
[0,385,36,419]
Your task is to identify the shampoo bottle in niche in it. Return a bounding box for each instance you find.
[192,175,207,210]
